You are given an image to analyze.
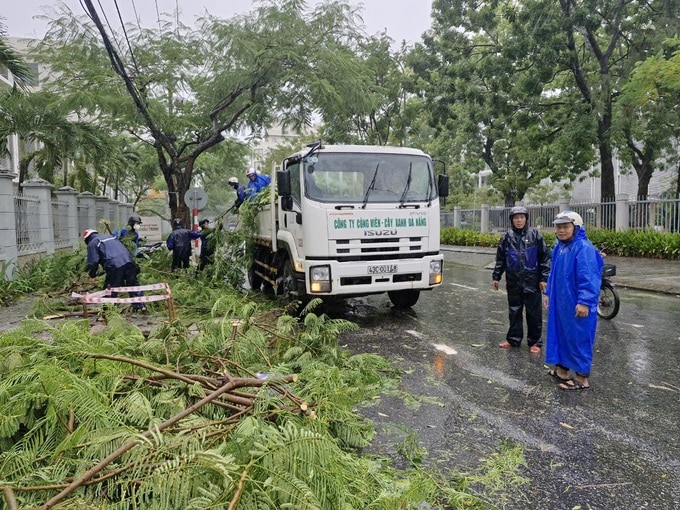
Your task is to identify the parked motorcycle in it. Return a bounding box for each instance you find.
[136,241,164,259]
[598,263,620,320]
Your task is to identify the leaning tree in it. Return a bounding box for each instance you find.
[36,0,377,224]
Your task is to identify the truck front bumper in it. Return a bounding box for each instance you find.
[303,255,443,297]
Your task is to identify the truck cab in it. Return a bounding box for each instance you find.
[251,143,449,308]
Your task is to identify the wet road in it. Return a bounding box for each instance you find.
[338,254,680,509]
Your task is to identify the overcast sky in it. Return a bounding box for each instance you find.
[2,0,433,47]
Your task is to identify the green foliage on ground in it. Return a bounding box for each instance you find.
[441,227,680,259]
[1,246,529,509]
[0,250,87,306]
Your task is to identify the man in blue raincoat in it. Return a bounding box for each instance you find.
[245,167,271,200]
[544,211,603,390]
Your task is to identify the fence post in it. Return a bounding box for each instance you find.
[616,194,629,232]
[78,192,97,234]
[55,186,80,250]
[558,198,570,214]
[0,169,18,279]
[94,196,110,230]
[453,206,461,228]
[21,178,55,256]
[481,204,489,233]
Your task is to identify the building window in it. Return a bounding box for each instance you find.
[26,63,40,87]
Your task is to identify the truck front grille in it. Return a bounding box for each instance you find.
[334,237,422,256]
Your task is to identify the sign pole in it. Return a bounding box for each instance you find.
[192,200,199,265]
[183,188,208,267]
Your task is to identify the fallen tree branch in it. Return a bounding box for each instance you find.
[41,375,295,509]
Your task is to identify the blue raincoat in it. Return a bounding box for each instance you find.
[246,173,271,199]
[545,227,603,374]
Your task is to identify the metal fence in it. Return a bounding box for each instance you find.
[628,198,680,231]
[14,194,42,253]
[52,199,70,248]
[441,197,680,233]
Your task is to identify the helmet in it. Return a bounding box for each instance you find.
[509,206,528,219]
[245,167,256,176]
[128,214,142,225]
[173,218,183,228]
[228,177,238,185]
[553,210,583,227]
[83,229,97,242]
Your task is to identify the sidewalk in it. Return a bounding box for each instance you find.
[441,245,680,296]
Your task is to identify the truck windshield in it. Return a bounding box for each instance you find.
[303,153,435,204]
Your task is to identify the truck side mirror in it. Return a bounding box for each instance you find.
[438,174,450,198]
[277,170,291,196]
[277,171,293,211]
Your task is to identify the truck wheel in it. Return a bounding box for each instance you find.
[279,257,299,299]
[248,263,262,291]
[388,290,420,309]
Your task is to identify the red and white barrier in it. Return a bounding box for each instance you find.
[71,283,176,319]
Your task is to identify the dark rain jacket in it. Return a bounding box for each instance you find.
[86,234,134,277]
[166,227,200,259]
[492,226,550,293]
[545,227,603,374]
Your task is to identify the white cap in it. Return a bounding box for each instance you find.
[228,176,238,184]
[246,167,256,176]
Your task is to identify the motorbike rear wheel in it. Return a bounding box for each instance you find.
[597,279,620,320]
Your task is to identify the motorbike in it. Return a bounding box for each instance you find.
[597,263,620,320]
[136,241,164,259]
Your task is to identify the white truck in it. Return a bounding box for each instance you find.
[249,142,449,308]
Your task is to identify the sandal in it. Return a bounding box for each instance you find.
[559,379,590,391]
[547,369,570,383]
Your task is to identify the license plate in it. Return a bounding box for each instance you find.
[367,264,398,274]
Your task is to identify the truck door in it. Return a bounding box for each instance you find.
[281,162,305,260]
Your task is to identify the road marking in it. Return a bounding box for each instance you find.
[448,283,478,290]
[432,343,457,355]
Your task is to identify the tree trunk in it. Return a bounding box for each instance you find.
[598,109,615,203]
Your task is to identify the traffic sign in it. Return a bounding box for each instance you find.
[184,188,208,211]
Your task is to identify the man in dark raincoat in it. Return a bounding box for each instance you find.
[83,229,146,312]
[492,206,551,353]
[166,219,201,271]
[544,211,603,390]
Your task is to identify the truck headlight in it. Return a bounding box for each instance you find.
[310,265,331,293]
[429,259,443,285]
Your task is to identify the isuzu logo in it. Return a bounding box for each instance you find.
[363,229,397,237]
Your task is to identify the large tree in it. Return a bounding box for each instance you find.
[35,0,376,224]
[519,0,679,202]
[411,0,594,206]
[617,38,680,199]
[320,34,411,146]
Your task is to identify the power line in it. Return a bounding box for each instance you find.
[113,0,140,73]
[129,0,143,32]
[154,0,162,33]
[96,0,126,59]
[81,0,167,153]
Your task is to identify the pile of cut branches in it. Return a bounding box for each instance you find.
[1,246,528,509]
[0,293,496,509]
